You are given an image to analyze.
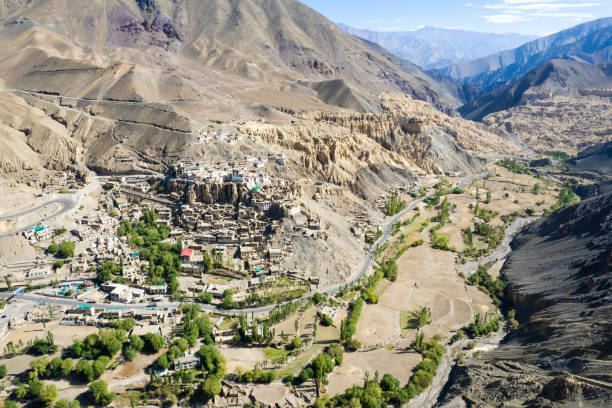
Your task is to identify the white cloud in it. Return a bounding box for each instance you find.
[485,2,601,11]
[483,13,533,23]
[479,0,602,23]
[502,0,559,3]
[531,11,594,18]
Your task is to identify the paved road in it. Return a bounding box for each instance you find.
[0,179,100,239]
[0,173,488,315]
[0,299,37,334]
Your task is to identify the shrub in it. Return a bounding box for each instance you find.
[89,380,115,406]
[412,369,433,390]
[340,298,364,343]
[47,242,59,255]
[380,373,400,392]
[198,292,213,304]
[142,333,165,353]
[385,191,406,216]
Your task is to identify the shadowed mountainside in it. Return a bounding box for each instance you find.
[432,17,612,94]
[438,176,612,408]
[460,59,612,121]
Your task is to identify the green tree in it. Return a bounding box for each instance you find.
[97,261,118,283]
[89,380,115,406]
[29,356,49,379]
[380,373,400,392]
[198,292,213,304]
[39,383,58,407]
[202,376,222,397]
[311,353,334,386]
[199,345,226,378]
[5,401,18,408]
[16,384,28,399]
[129,335,145,352]
[142,333,165,353]
[60,358,73,376]
[290,337,301,350]
[54,399,70,408]
[222,289,236,309]
[156,352,170,369]
[409,307,431,329]
[4,276,12,290]
[48,242,60,255]
[0,364,7,378]
[92,356,110,379]
[57,241,76,258]
[75,359,94,382]
[123,347,137,361]
[202,252,212,272]
[28,378,43,398]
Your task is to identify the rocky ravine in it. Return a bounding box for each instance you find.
[437,181,612,408]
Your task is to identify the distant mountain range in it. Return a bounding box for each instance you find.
[337,24,538,70]
[432,17,612,93]
[460,59,612,121]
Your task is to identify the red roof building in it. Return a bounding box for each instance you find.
[180,248,194,260]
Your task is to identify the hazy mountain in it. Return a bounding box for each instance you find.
[432,17,612,93]
[460,59,612,121]
[337,24,537,70]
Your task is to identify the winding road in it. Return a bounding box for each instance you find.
[0,178,100,239]
[0,173,488,315]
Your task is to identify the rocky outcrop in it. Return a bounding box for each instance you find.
[482,95,612,155]
[569,141,612,176]
[166,180,301,206]
[437,181,612,408]
[245,93,525,192]
[167,180,250,205]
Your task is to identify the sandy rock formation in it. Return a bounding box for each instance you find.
[483,95,612,154]
[245,93,524,190]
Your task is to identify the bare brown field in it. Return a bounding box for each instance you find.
[326,347,421,396]
[355,304,399,347]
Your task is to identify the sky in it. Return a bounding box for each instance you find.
[300,0,612,36]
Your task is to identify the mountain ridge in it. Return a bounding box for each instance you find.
[337,23,537,70]
[460,59,612,121]
[432,17,612,94]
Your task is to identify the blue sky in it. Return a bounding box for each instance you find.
[301,0,612,36]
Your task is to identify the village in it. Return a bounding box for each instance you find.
[0,139,580,408]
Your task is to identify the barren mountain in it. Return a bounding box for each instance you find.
[0,0,481,176]
[432,17,612,94]
[569,141,612,176]
[438,179,612,408]
[0,0,458,114]
[0,0,526,181]
[460,59,612,121]
[242,93,528,198]
[338,24,537,71]
[481,93,612,154]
